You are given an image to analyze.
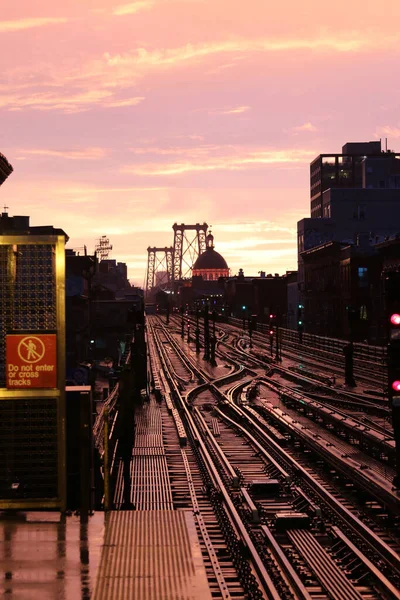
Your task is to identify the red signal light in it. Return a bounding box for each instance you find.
[392,380,400,392]
[390,313,400,326]
[269,329,274,336]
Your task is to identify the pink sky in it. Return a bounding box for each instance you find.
[1,1,400,285]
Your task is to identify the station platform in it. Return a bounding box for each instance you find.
[1,510,211,600]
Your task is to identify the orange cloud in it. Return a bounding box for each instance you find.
[104,33,397,71]
[113,1,155,15]
[105,96,145,107]
[16,147,108,160]
[376,126,400,139]
[293,122,317,132]
[0,17,68,33]
[214,106,250,115]
[121,147,316,176]
[0,85,144,113]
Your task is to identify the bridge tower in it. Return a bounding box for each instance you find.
[172,222,208,282]
[146,246,174,295]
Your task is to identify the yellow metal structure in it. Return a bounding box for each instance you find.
[0,234,66,510]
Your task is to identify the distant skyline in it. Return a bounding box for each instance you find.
[1,0,400,285]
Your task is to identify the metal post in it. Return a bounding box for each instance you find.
[249,318,253,349]
[210,310,217,365]
[344,341,356,387]
[275,324,279,361]
[80,391,91,523]
[195,308,201,353]
[180,306,184,339]
[103,408,110,512]
[203,305,210,361]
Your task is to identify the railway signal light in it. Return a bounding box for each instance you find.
[384,270,400,487]
[392,380,400,392]
[390,313,400,326]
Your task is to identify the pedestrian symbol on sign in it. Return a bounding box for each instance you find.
[17,336,45,364]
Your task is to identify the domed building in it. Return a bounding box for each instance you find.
[192,233,229,281]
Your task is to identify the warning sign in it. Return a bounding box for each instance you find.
[6,334,57,389]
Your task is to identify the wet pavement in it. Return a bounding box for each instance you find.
[0,512,104,599]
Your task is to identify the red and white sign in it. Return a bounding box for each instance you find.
[6,334,57,389]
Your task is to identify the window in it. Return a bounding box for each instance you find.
[360,305,368,320]
[358,267,368,287]
[353,205,366,220]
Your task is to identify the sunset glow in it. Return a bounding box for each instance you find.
[2,0,400,283]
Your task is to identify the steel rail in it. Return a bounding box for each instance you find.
[331,526,400,600]
[153,330,285,599]
[218,396,400,575]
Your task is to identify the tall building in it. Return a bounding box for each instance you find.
[298,140,400,337]
[0,211,68,509]
[310,141,386,218]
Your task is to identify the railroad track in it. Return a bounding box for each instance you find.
[135,318,400,598]
[227,317,387,388]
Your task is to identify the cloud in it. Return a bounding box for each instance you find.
[376,125,400,139]
[113,1,155,15]
[1,30,397,114]
[112,0,200,16]
[0,17,68,33]
[16,147,108,160]
[213,106,250,115]
[0,85,144,113]
[121,147,316,176]
[104,96,145,108]
[103,33,398,72]
[292,122,317,133]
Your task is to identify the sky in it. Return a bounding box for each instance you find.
[1,0,400,286]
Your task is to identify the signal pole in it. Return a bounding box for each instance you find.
[210,310,217,366]
[242,305,246,330]
[384,271,400,488]
[297,304,304,343]
[269,327,274,356]
[203,304,210,361]
[195,307,201,353]
[180,306,184,339]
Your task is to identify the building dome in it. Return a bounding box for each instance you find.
[192,232,229,281]
[193,248,228,270]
